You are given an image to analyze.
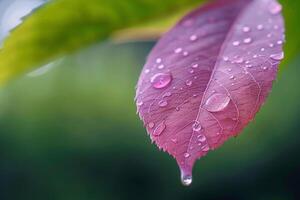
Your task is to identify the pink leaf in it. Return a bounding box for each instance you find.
[135,0,284,186]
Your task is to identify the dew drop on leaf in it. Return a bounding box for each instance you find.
[153,121,166,136]
[270,52,284,61]
[192,121,202,132]
[205,93,231,112]
[150,73,172,89]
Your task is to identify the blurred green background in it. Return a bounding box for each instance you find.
[0,0,299,200]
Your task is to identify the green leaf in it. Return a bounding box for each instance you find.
[0,0,203,84]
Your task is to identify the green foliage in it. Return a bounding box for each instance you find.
[0,0,202,84]
[0,0,298,84]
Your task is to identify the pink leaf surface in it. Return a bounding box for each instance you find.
[135,0,284,186]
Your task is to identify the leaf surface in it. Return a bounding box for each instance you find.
[136,0,284,185]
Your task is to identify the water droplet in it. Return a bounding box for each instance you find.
[270,52,284,61]
[261,48,265,52]
[190,35,198,41]
[158,100,168,107]
[267,33,272,38]
[171,138,177,143]
[242,26,251,33]
[263,66,268,70]
[227,68,232,72]
[181,174,192,186]
[156,58,162,64]
[148,122,155,129]
[192,64,199,68]
[269,2,282,15]
[257,24,264,30]
[137,100,144,106]
[197,134,206,142]
[163,92,172,98]
[189,69,194,74]
[201,145,210,152]
[184,153,190,158]
[192,121,202,132]
[243,38,252,44]
[145,69,150,74]
[151,73,172,89]
[269,43,274,48]
[175,107,180,111]
[205,93,231,112]
[158,64,164,69]
[186,80,193,86]
[175,48,182,53]
[232,41,240,46]
[277,40,283,45]
[183,51,189,56]
[273,25,279,30]
[234,57,244,64]
[153,121,166,136]
[223,56,229,61]
[230,75,235,80]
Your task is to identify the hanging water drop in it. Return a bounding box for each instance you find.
[181,174,192,186]
[205,93,231,112]
[151,73,172,89]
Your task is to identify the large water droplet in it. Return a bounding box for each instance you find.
[181,174,192,186]
[151,73,172,89]
[153,121,166,136]
[205,93,231,112]
[270,52,284,61]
